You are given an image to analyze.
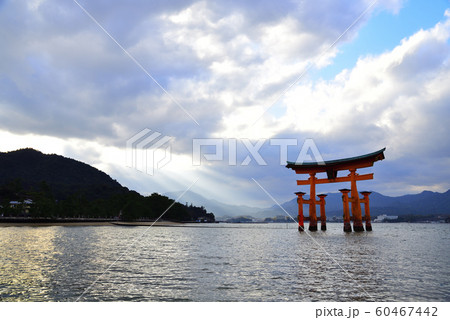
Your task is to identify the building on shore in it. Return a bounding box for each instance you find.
[373,214,398,222]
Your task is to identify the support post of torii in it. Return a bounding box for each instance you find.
[361,191,372,231]
[318,194,327,231]
[295,191,305,232]
[339,188,352,232]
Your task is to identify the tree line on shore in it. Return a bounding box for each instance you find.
[0,179,214,222]
[0,149,214,222]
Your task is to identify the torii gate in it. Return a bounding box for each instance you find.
[286,148,385,232]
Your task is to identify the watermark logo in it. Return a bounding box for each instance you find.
[126,128,172,175]
[126,128,324,173]
[295,139,325,165]
[192,138,324,166]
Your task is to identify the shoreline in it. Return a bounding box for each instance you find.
[0,219,184,227]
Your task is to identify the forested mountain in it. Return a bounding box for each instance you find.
[0,148,214,222]
[0,148,125,200]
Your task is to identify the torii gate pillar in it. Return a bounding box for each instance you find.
[308,173,318,231]
[349,169,364,232]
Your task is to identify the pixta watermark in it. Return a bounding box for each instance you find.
[126,128,172,175]
[192,138,324,166]
[126,128,324,174]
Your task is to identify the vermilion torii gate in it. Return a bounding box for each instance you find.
[286,148,385,232]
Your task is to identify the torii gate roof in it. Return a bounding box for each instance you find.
[286,148,386,176]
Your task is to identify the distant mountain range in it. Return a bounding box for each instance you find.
[166,189,450,220]
[165,190,262,219]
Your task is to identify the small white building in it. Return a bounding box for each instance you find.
[9,199,33,214]
[374,214,398,222]
[9,201,21,208]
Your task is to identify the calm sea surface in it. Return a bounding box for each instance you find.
[0,223,449,302]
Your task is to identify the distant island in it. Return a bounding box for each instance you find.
[0,148,215,223]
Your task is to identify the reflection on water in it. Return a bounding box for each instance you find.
[0,227,59,301]
[0,223,449,301]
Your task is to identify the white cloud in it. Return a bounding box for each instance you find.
[281,10,450,147]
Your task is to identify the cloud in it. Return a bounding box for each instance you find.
[261,10,450,198]
[0,0,393,145]
[4,0,447,205]
[279,11,450,153]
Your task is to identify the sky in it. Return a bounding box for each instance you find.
[1,0,450,207]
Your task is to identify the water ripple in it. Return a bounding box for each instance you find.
[0,223,449,301]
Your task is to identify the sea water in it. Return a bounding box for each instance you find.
[0,223,449,301]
